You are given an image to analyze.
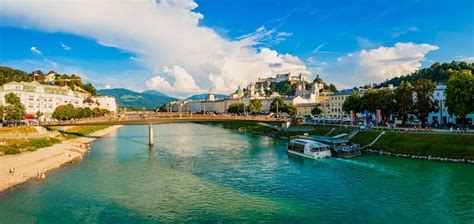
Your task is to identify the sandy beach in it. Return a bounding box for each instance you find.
[0,125,123,192]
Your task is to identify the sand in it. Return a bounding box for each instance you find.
[0,125,123,192]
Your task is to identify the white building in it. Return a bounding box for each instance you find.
[90,96,117,112]
[0,81,117,119]
[428,85,473,125]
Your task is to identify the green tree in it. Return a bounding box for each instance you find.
[394,81,414,126]
[227,103,245,114]
[52,104,76,120]
[328,84,338,92]
[35,110,43,122]
[286,104,298,116]
[413,79,438,126]
[311,105,323,116]
[342,92,362,114]
[82,82,97,96]
[247,99,262,114]
[379,88,396,122]
[4,93,26,122]
[361,89,382,113]
[270,97,286,113]
[0,105,4,121]
[445,70,474,125]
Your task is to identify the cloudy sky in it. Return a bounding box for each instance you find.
[0,0,473,97]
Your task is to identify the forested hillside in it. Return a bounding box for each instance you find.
[376,61,474,87]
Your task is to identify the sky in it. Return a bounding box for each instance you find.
[0,0,473,97]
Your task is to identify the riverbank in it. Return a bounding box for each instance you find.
[199,121,474,163]
[0,125,122,192]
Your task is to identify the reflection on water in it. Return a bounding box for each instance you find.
[0,123,473,223]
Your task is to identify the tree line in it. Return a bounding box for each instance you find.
[227,97,298,116]
[0,66,97,95]
[376,61,474,88]
[343,69,474,126]
[52,104,110,121]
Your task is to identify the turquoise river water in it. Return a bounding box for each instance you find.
[0,123,473,223]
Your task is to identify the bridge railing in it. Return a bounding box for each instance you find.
[42,113,287,126]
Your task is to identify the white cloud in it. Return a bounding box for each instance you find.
[1,0,307,96]
[30,46,42,55]
[458,56,474,63]
[145,65,204,96]
[60,42,71,50]
[391,26,419,38]
[356,37,379,49]
[324,42,439,87]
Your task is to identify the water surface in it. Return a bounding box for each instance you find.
[0,123,473,223]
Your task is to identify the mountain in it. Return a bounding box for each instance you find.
[98,88,177,109]
[142,90,169,97]
[186,93,228,101]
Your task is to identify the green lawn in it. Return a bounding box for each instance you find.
[0,137,61,155]
[61,125,111,139]
[372,132,474,160]
[351,131,383,146]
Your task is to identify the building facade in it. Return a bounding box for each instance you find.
[428,85,473,125]
[0,81,117,119]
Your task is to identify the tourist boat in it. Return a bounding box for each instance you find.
[331,143,362,158]
[287,138,332,159]
[291,135,362,159]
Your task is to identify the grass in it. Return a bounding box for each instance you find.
[351,130,474,159]
[372,133,474,160]
[0,125,110,155]
[60,125,111,140]
[0,126,38,135]
[0,137,61,155]
[351,131,383,146]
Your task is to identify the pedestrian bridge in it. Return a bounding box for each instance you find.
[41,113,288,146]
[42,113,287,127]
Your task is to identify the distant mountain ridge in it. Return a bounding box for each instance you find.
[186,93,228,101]
[98,88,177,109]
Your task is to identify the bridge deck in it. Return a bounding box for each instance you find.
[42,115,286,126]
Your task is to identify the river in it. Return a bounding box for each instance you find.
[0,123,472,223]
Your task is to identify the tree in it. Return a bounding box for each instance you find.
[52,104,76,120]
[379,89,396,122]
[227,103,245,114]
[247,99,262,114]
[35,110,43,122]
[445,70,474,125]
[4,93,26,122]
[361,89,382,113]
[413,79,438,126]
[270,97,286,113]
[82,82,97,96]
[342,92,362,114]
[394,81,414,126]
[0,105,4,121]
[286,104,298,116]
[270,97,297,116]
[328,84,338,92]
[311,106,322,116]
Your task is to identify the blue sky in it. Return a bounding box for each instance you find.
[0,0,473,96]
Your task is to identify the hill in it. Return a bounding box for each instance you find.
[0,66,97,95]
[98,88,177,109]
[376,61,474,87]
[142,90,169,97]
[186,93,228,101]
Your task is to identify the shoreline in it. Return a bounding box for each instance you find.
[0,125,123,193]
[204,122,474,164]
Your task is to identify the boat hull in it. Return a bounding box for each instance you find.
[287,150,331,159]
